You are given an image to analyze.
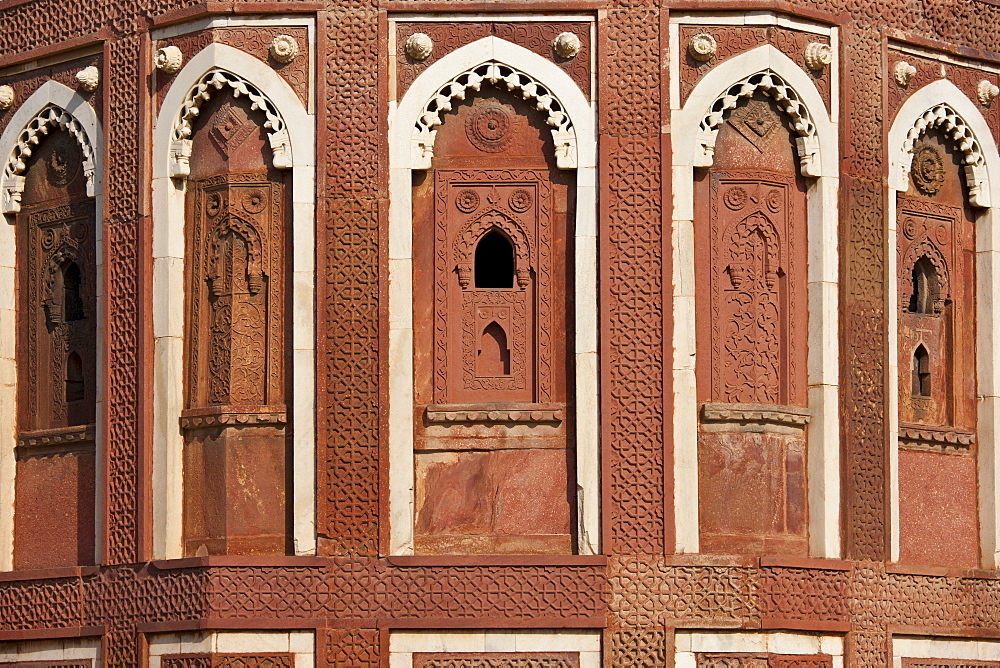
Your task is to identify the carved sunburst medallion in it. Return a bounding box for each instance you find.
[209,100,255,156]
[730,98,780,151]
[466,100,516,153]
[912,143,946,196]
[46,135,81,187]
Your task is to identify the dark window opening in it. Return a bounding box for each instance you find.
[63,262,85,321]
[912,344,931,397]
[474,231,515,289]
[908,256,938,314]
[477,321,511,376]
[66,351,85,403]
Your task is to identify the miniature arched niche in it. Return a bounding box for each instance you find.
[895,125,980,569]
[12,126,97,570]
[693,90,811,558]
[409,82,577,555]
[179,88,292,557]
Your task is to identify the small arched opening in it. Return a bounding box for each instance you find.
[474,231,515,289]
[912,344,931,397]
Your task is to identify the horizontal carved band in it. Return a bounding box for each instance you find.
[17,424,96,450]
[700,402,811,428]
[426,403,564,424]
[899,422,975,450]
[180,404,287,429]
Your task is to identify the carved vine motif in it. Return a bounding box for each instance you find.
[695,70,821,177]
[412,62,577,170]
[708,173,802,407]
[2,104,96,214]
[169,69,290,178]
[902,103,989,207]
[186,175,284,414]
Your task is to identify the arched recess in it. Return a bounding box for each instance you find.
[671,44,840,557]
[886,78,1000,568]
[387,35,598,555]
[0,79,103,570]
[151,42,315,559]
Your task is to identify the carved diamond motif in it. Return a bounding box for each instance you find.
[209,101,255,156]
[730,99,779,151]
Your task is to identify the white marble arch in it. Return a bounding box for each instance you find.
[670,44,841,557]
[886,78,1000,568]
[387,35,598,555]
[0,80,104,570]
[151,42,316,559]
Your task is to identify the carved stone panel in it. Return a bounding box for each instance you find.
[694,95,810,557]
[13,127,96,570]
[181,91,290,556]
[896,129,979,568]
[411,91,575,555]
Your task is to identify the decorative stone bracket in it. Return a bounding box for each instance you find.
[694,70,822,178]
[700,402,811,433]
[169,69,291,179]
[426,403,564,425]
[2,104,96,214]
[901,103,990,208]
[411,61,578,170]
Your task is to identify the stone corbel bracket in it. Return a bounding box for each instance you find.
[902,103,989,207]
[412,61,577,170]
[2,104,96,214]
[169,69,291,179]
[695,69,821,178]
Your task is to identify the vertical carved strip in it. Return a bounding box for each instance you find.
[103,34,143,564]
[316,7,381,556]
[601,9,664,555]
[840,26,887,563]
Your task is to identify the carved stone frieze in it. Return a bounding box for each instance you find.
[425,403,564,424]
[898,422,975,450]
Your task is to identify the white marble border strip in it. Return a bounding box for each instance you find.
[0,80,104,571]
[886,78,1000,568]
[669,38,841,557]
[386,33,599,555]
[151,39,316,559]
[893,635,1000,665]
[676,630,844,667]
[389,630,600,668]
[0,637,101,664]
[148,630,315,668]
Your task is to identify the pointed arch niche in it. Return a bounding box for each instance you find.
[388,35,598,555]
[671,44,841,558]
[151,42,315,559]
[0,79,103,570]
[887,78,1000,568]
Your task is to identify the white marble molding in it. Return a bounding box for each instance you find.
[675,630,844,668]
[670,42,841,557]
[893,636,1000,665]
[886,78,1000,568]
[148,630,314,667]
[0,637,101,664]
[389,630,600,668]
[387,34,599,555]
[151,40,316,559]
[0,79,104,571]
